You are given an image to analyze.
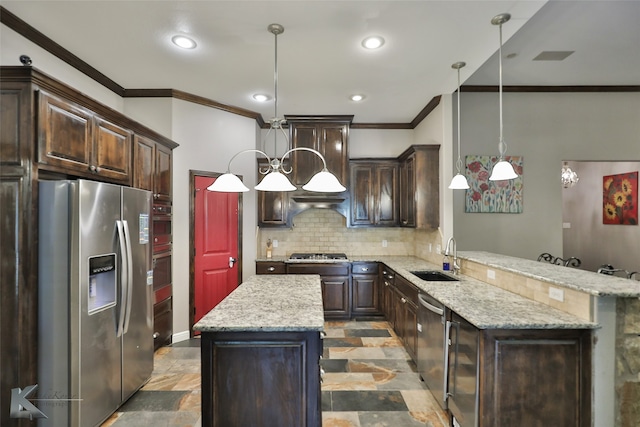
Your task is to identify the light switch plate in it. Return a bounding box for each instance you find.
[382,240,388,247]
[487,269,496,280]
[272,239,278,247]
[549,287,565,302]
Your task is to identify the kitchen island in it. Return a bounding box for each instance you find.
[193,274,324,427]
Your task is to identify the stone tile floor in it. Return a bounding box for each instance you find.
[102,320,448,427]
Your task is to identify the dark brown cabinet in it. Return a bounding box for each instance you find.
[38,90,132,184]
[381,268,397,327]
[398,145,440,229]
[257,158,289,227]
[256,261,287,274]
[0,67,179,417]
[351,262,382,316]
[447,311,592,427]
[287,263,351,319]
[200,330,323,427]
[287,116,351,190]
[393,274,419,360]
[134,134,175,350]
[349,160,398,227]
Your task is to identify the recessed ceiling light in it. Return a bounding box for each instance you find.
[171,35,197,49]
[350,94,365,102]
[252,94,271,102]
[362,36,385,50]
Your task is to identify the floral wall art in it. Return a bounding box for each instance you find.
[465,155,523,213]
[603,171,638,225]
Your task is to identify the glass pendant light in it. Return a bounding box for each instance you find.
[561,161,579,188]
[208,23,345,193]
[489,13,518,181]
[448,61,470,190]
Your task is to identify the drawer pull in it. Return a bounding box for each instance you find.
[401,297,407,304]
[153,332,160,339]
[267,266,275,272]
[361,267,369,272]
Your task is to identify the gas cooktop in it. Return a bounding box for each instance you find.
[289,253,348,260]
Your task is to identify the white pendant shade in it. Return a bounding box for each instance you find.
[302,169,346,193]
[255,171,297,192]
[448,173,470,190]
[489,160,518,181]
[207,173,250,192]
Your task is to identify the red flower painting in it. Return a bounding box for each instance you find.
[603,171,638,225]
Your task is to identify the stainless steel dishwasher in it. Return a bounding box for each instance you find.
[417,293,449,411]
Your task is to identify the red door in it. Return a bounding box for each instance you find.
[193,175,240,328]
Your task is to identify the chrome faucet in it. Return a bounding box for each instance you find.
[445,237,460,275]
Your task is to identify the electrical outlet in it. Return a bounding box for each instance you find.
[382,240,388,247]
[428,243,432,252]
[272,239,278,247]
[487,269,496,280]
[562,222,571,229]
[549,287,564,302]
[436,244,441,254]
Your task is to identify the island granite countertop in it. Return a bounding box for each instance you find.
[193,274,324,333]
[457,251,640,297]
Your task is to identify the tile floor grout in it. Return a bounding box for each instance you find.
[102,320,448,427]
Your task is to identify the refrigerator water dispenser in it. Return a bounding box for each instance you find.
[88,254,117,314]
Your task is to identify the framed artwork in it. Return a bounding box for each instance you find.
[465,155,523,213]
[603,171,638,225]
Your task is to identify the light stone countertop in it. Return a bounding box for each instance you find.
[457,251,640,297]
[193,274,325,333]
[351,256,598,330]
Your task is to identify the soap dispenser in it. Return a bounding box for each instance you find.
[442,253,451,271]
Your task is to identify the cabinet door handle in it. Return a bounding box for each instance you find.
[361,267,369,272]
[153,332,160,339]
[401,297,407,304]
[267,266,275,272]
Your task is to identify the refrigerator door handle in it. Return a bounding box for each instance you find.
[116,220,128,337]
[122,220,134,334]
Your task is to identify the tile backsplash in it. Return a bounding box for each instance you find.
[257,209,442,261]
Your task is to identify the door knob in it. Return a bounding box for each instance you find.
[229,257,237,268]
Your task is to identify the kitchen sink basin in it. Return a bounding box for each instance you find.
[410,270,459,282]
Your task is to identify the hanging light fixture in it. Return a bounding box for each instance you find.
[208,24,346,193]
[488,13,518,181]
[561,161,579,188]
[448,61,470,190]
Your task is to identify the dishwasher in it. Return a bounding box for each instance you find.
[417,293,449,411]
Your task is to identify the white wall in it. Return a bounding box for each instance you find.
[454,92,640,260]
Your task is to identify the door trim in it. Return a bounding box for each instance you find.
[188,170,243,337]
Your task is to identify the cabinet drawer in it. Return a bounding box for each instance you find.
[153,253,171,290]
[394,274,419,304]
[256,262,286,274]
[351,262,378,275]
[287,263,350,276]
[153,297,172,348]
[153,216,172,249]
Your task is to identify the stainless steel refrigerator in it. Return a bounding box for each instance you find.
[38,179,154,426]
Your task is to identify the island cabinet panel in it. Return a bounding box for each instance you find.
[200,331,322,427]
[479,329,591,427]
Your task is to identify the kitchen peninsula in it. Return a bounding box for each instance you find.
[193,274,324,427]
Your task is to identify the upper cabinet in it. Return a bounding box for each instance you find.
[286,115,352,191]
[398,145,440,229]
[133,134,173,203]
[349,159,399,227]
[38,90,132,185]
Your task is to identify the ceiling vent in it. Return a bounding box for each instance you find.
[533,51,575,61]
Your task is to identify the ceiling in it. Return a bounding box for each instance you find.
[2,1,639,125]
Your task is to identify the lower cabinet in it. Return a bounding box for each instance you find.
[447,311,592,427]
[286,263,351,319]
[200,330,323,427]
[351,262,381,317]
[153,297,173,350]
[392,273,419,361]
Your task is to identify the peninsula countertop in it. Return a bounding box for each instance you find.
[193,274,324,333]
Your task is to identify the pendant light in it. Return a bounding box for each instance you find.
[208,24,346,193]
[448,61,470,190]
[561,161,579,188]
[488,13,518,181]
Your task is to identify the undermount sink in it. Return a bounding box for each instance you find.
[410,270,459,282]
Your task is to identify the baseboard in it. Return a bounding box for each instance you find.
[172,330,191,343]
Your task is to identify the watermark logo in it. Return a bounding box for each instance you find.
[10,385,47,420]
